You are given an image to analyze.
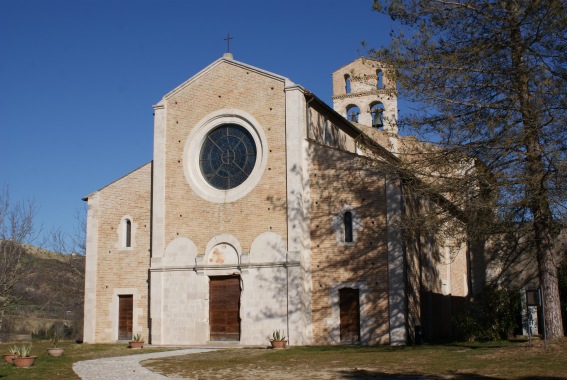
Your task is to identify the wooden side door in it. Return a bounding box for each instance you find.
[209,275,240,341]
[339,288,360,343]
[118,295,133,340]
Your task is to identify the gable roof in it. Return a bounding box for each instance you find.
[154,53,291,107]
[82,161,152,201]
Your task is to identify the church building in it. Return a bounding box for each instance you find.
[82,54,469,346]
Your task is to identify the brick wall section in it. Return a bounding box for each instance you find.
[308,108,356,153]
[308,141,391,345]
[162,61,288,255]
[449,244,468,297]
[404,215,422,344]
[90,162,151,341]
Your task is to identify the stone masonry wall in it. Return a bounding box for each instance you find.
[308,141,391,345]
[161,60,288,256]
[332,58,395,96]
[331,58,398,133]
[89,162,151,342]
[149,59,291,345]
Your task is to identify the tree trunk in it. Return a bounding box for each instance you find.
[509,4,564,339]
[525,104,564,340]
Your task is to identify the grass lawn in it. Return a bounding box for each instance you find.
[0,340,173,380]
[1,339,565,379]
[143,339,567,380]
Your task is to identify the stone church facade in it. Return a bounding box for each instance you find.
[83,55,469,346]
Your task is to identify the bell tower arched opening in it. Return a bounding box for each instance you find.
[331,58,398,134]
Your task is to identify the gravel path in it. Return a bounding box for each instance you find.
[73,348,220,380]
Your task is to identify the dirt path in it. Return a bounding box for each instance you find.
[73,348,219,380]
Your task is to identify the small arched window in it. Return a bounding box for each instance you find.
[344,211,353,243]
[376,69,383,89]
[345,74,351,94]
[346,105,360,123]
[125,219,132,248]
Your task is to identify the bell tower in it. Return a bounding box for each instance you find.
[331,57,398,134]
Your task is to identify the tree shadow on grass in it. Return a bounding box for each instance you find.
[443,338,535,350]
[338,369,565,380]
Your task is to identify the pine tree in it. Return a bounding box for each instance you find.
[372,0,566,338]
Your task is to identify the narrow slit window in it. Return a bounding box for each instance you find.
[324,120,334,146]
[345,75,351,94]
[376,69,383,89]
[125,219,132,248]
[344,211,353,243]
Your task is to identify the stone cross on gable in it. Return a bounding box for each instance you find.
[224,33,233,53]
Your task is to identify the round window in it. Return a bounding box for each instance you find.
[199,124,257,190]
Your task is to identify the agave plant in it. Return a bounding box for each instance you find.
[8,346,19,355]
[271,329,286,341]
[132,332,143,342]
[14,345,32,358]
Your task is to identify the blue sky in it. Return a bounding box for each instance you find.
[0,0,395,243]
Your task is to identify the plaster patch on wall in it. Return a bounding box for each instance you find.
[207,243,238,264]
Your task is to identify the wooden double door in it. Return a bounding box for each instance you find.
[209,275,241,341]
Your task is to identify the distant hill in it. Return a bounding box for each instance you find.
[1,242,84,340]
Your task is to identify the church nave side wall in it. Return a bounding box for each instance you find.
[308,142,391,345]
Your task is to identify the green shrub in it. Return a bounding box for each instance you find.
[453,285,520,341]
[453,309,480,342]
